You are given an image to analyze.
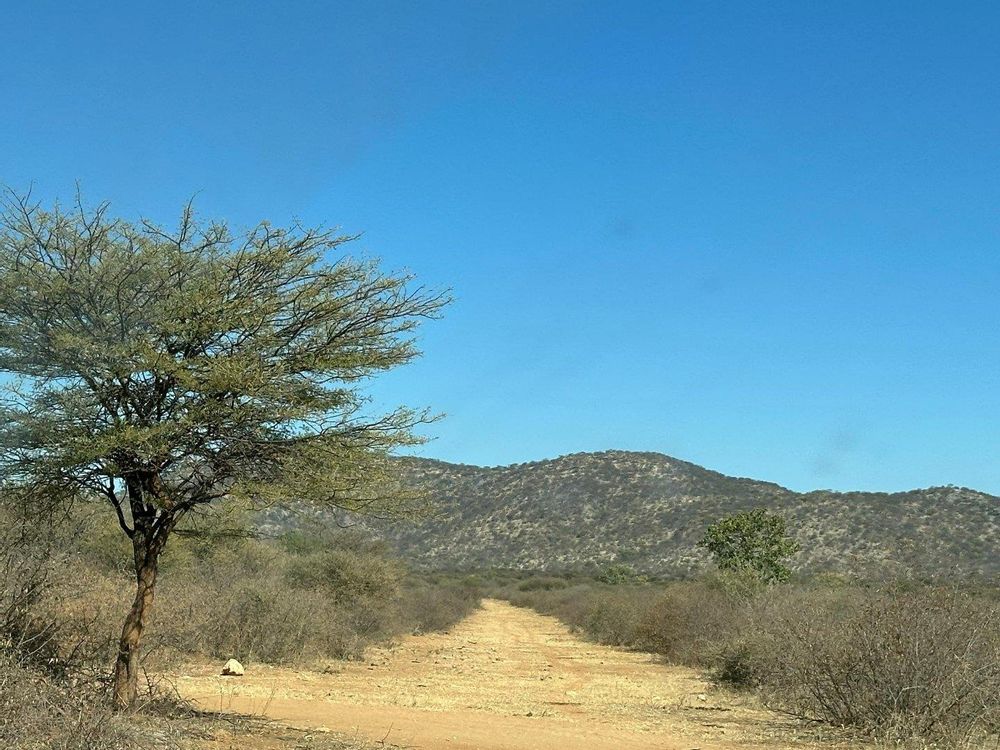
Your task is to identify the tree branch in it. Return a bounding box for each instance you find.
[103,478,133,538]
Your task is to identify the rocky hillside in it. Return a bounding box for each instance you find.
[366,451,999,577]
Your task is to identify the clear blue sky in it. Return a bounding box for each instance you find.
[2,1,998,494]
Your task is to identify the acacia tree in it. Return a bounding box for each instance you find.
[0,191,448,708]
[698,507,800,584]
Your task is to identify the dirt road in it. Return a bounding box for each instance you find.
[176,599,845,750]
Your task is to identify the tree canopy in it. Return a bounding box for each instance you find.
[0,190,448,705]
[698,507,800,584]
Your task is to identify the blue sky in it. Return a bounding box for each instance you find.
[2,1,998,493]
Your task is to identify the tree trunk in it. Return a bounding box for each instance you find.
[112,533,161,709]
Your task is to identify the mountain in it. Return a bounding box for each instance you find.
[365,450,999,577]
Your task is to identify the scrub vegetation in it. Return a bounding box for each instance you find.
[370,452,1000,577]
[492,569,1000,748]
[0,503,480,748]
[4,489,999,750]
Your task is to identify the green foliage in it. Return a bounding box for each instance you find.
[285,545,402,605]
[595,563,646,585]
[0,192,448,523]
[698,508,799,584]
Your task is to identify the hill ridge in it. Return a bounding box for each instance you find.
[378,450,999,576]
[402,449,988,496]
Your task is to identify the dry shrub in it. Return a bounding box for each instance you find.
[516,576,568,592]
[0,505,124,683]
[0,501,487,748]
[149,527,483,665]
[167,579,367,663]
[7,506,482,672]
[504,579,743,665]
[152,532,408,664]
[0,507,149,749]
[400,577,482,633]
[504,583,593,625]
[0,505,67,667]
[0,652,144,750]
[632,584,743,664]
[506,574,1000,746]
[576,589,644,646]
[730,586,1000,745]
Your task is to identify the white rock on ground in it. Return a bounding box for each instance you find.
[221,659,244,676]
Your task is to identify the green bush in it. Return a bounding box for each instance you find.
[595,564,646,585]
[285,547,402,604]
[698,508,799,584]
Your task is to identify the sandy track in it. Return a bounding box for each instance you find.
[176,599,846,750]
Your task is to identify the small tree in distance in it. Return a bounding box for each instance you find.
[0,190,448,708]
[596,563,646,585]
[698,507,800,584]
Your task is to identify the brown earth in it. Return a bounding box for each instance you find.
[176,599,855,750]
